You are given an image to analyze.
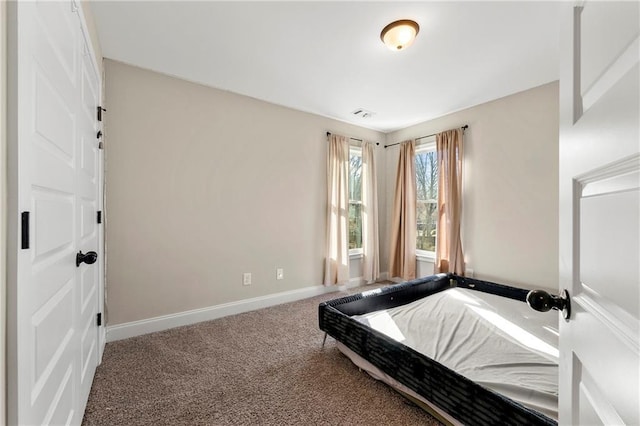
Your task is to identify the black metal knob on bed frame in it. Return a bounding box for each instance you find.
[526,289,571,320]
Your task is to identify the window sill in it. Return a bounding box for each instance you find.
[349,249,363,259]
[416,251,436,262]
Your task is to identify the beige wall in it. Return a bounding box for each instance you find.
[104,60,557,325]
[385,82,559,290]
[104,60,386,325]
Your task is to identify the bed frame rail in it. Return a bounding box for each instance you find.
[453,275,531,302]
[319,273,451,320]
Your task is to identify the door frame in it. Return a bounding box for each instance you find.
[1,1,8,424]
[6,0,21,420]
[75,0,106,362]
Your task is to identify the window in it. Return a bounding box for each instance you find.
[349,146,363,252]
[415,138,438,256]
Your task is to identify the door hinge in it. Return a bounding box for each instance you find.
[97,211,102,224]
[96,313,102,327]
[97,131,104,149]
[21,211,30,249]
[97,106,106,122]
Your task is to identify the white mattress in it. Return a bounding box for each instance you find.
[350,288,559,420]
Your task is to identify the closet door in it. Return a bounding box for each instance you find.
[8,1,103,424]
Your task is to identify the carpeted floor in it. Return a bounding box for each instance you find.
[82,284,444,425]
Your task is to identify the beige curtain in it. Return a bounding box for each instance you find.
[323,134,350,285]
[389,140,416,280]
[361,141,379,283]
[435,129,465,274]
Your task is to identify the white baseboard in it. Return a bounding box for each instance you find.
[106,285,337,342]
[345,276,366,289]
[340,272,390,291]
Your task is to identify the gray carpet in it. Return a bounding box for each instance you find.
[83,285,443,425]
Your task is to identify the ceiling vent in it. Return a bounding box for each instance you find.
[351,108,375,119]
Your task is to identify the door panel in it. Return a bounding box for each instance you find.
[574,355,624,426]
[80,200,95,239]
[580,1,639,95]
[33,196,74,260]
[80,309,98,377]
[30,282,75,424]
[575,164,640,423]
[81,55,98,122]
[34,72,76,159]
[32,280,74,384]
[44,366,75,426]
[569,298,638,423]
[34,1,77,83]
[80,266,96,311]
[559,2,639,425]
[81,135,96,178]
[580,187,639,316]
[33,148,74,192]
[32,252,75,312]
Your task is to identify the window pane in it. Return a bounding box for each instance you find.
[349,150,363,250]
[349,202,362,249]
[415,151,438,201]
[416,201,437,252]
[349,154,362,201]
[416,149,438,252]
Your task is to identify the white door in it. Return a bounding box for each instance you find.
[558,2,639,425]
[8,1,103,424]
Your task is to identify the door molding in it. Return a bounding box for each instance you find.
[573,153,640,354]
[1,1,8,424]
[582,35,639,112]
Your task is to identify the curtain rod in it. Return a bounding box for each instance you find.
[383,125,469,148]
[326,132,380,146]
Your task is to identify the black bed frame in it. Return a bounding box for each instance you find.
[318,273,557,426]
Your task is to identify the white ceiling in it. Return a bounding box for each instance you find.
[91,1,562,133]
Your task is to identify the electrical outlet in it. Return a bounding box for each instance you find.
[243,272,251,286]
[276,268,284,280]
[466,268,474,278]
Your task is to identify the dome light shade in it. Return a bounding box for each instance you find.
[380,19,420,51]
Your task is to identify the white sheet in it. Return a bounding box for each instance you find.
[351,288,559,420]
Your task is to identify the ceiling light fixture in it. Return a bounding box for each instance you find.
[380,19,420,51]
